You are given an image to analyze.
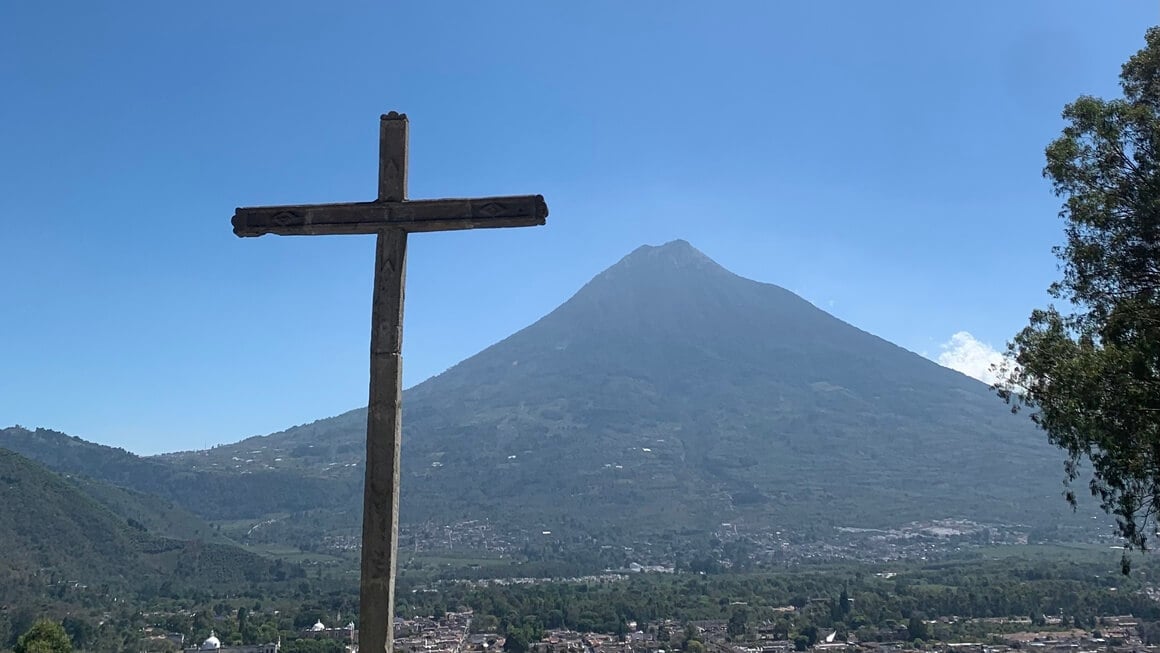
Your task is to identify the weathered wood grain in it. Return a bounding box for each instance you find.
[231,195,548,237]
[361,227,406,653]
[378,113,407,202]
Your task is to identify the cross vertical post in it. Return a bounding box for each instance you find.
[361,113,409,653]
[229,112,548,653]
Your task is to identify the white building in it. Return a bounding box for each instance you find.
[187,630,280,653]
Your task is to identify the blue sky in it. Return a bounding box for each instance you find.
[1,2,1154,454]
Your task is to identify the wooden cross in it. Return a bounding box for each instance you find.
[231,112,548,653]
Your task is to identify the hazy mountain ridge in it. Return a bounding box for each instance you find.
[0,426,361,520]
[154,240,1082,538]
[2,240,1093,554]
[0,428,223,542]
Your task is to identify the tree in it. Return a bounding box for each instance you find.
[907,615,928,643]
[15,620,72,653]
[801,625,819,648]
[997,26,1160,572]
[503,629,529,653]
[728,608,748,638]
[683,624,699,647]
[59,618,92,651]
[1139,621,1160,645]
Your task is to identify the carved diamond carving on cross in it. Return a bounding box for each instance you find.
[270,211,298,227]
[478,202,506,217]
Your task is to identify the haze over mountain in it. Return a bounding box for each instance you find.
[136,239,1083,541]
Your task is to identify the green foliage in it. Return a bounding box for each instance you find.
[0,553,1148,651]
[0,448,307,609]
[503,629,530,653]
[727,608,748,638]
[997,27,1160,569]
[15,619,72,653]
[285,639,346,653]
[907,615,929,642]
[59,618,92,651]
[800,625,819,648]
[0,448,147,599]
[65,474,229,544]
[397,553,1158,645]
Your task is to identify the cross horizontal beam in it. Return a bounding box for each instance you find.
[232,195,548,237]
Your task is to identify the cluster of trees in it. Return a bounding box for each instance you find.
[12,620,72,653]
[997,26,1160,572]
[392,555,1160,647]
[0,612,353,653]
[0,579,364,653]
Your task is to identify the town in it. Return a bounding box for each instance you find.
[146,610,1160,653]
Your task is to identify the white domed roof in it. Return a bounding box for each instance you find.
[200,631,221,650]
[311,620,326,631]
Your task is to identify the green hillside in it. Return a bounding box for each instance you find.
[0,426,360,521]
[0,448,303,606]
[65,474,229,544]
[0,448,145,598]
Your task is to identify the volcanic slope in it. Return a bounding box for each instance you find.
[166,240,1076,536]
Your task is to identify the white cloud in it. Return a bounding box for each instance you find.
[936,331,1006,385]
